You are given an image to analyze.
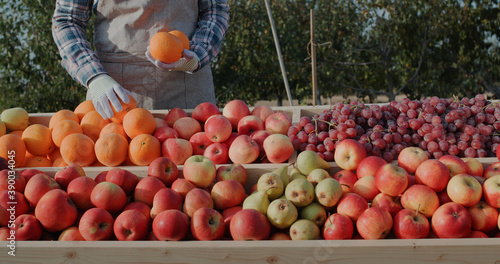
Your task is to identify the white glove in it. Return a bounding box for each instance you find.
[145,47,200,73]
[88,74,133,120]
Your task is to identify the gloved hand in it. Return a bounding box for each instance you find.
[88,74,133,120]
[145,47,200,73]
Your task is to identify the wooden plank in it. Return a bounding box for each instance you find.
[1,238,500,264]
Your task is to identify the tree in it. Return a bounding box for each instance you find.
[0,0,94,113]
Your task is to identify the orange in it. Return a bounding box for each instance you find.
[10,130,24,137]
[24,156,52,167]
[48,147,62,161]
[0,134,27,167]
[122,108,156,139]
[110,95,138,124]
[149,31,184,63]
[52,157,68,167]
[169,30,190,50]
[80,110,111,142]
[49,109,80,129]
[128,134,161,166]
[74,100,96,121]
[21,124,55,156]
[95,133,129,167]
[60,133,96,167]
[52,119,83,148]
[99,122,128,140]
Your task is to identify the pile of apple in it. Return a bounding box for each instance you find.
[160,100,294,165]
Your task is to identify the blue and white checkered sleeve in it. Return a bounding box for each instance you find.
[52,0,107,87]
[192,0,230,70]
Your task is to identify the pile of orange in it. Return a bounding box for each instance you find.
[149,30,190,64]
[0,96,162,168]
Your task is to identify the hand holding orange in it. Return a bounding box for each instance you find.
[149,30,190,64]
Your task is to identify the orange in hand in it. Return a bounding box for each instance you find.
[149,31,184,64]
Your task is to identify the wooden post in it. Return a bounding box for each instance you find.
[264,0,294,106]
[311,9,318,106]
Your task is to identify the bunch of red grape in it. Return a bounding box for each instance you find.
[287,94,500,162]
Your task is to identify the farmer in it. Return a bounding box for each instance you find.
[52,0,229,119]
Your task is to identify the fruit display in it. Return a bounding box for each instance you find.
[287,94,499,163]
[0,100,294,168]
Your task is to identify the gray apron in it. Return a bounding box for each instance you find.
[87,0,216,110]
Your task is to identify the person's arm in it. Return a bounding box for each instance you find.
[192,0,230,70]
[52,0,107,87]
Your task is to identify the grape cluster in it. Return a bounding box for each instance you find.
[287,94,500,162]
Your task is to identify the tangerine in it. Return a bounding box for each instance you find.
[169,30,190,50]
[149,31,184,63]
[128,134,161,166]
[122,108,156,139]
[95,133,129,167]
[60,133,96,167]
[21,124,55,156]
[0,134,26,167]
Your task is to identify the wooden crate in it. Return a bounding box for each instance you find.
[1,158,499,263]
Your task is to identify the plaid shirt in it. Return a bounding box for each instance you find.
[52,0,229,87]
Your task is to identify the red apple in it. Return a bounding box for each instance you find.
[148,157,179,187]
[67,176,97,211]
[446,173,482,207]
[90,181,128,214]
[150,188,183,219]
[222,99,251,130]
[78,207,114,241]
[332,170,358,195]
[249,129,271,158]
[356,207,393,240]
[392,208,430,239]
[438,155,468,177]
[264,112,292,135]
[262,134,294,163]
[0,205,7,227]
[153,125,179,144]
[204,114,233,143]
[164,107,189,127]
[221,206,242,234]
[94,170,108,183]
[171,178,196,199]
[251,105,274,123]
[54,163,85,190]
[152,209,189,241]
[371,192,403,218]
[10,214,42,241]
[462,157,484,177]
[113,209,150,241]
[172,116,201,140]
[356,156,387,179]
[35,189,77,232]
[190,207,225,241]
[183,155,216,188]
[352,175,380,201]
[203,142,229,164]
[58,226,85,241]
[269,232,292,240]
[23,173,61,207]
[222,132,239,149]
[397,147,428,174]
[468,201,499,233]
[335,192,369,223]
[228,135,260,164]
[183,188,214,218]
[334,139,367,171]
[192,102,220,124]
[189,131,213,156]
[437,190,453,205]
[469,230,489,238]
[431,202,472,238]
[323,213,354,240]
[134,176,166,207]
[216,164,247,187]
[415,159,450,192]
[105,167,139,196]
[0,169,25,193]
[483,162,500,179]
[0,227,9,240]
[123,201,152,222]
[401,184,440,218]
[482,175,500,208]
[375,163,409,197]
[229,208,271,240]
[161,137,193,165]
[211,179,246,210]
[19,168,45,183]
[0,191,29,220]
[237,115,265,135]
